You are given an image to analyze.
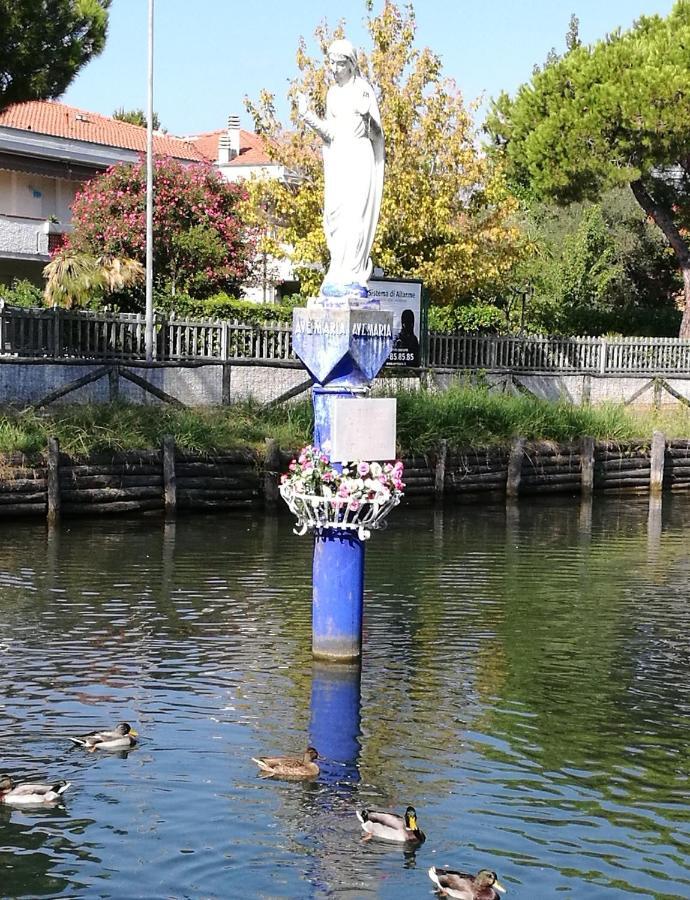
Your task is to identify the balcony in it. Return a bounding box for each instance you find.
[0,215,72,261]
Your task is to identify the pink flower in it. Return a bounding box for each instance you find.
[357,462,370,476]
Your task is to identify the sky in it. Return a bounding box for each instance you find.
[60,0,677,138]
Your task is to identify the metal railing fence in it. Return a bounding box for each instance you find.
[0,304,294,362]
[427,332,690,374]
[2,303,690,374]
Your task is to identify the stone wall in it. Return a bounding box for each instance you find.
[430,370,690,408]
[2,360,690,409]
[0,361,309,407]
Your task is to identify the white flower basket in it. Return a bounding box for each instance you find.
[280,482,401,541]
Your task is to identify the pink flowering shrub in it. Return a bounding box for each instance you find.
[65,156,256,301]
[281,444,405,507]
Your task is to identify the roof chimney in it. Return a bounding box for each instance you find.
[218,114,241,164]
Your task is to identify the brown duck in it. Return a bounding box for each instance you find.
[251,747,321,779]
[428,866,507,899]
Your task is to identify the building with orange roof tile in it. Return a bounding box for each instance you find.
[0,101,298,301]
[0,100,205,286]
[185,114,285,183]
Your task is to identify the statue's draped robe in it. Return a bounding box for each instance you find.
[320,76,384,291]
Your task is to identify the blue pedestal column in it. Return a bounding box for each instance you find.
[312,381,368,659]
[313,529,364,659]
[292,307,394,661]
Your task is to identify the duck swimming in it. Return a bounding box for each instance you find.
[251,747,320,779]
[0,774,71,807]
[428,866,507,899]
[69,722,138,752]
[356,806,425,844]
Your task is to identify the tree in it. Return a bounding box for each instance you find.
[63,156,255,305]
[0,0,110,111]
[515,193,681,335]
[487,1,690,335]
[244,0,526,306]
[113,107,162,131]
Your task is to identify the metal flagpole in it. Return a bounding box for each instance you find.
[145,0,154,362]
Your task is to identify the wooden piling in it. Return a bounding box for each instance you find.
[506,437,525,498]
[47,437,60,523]
[434,439,447,501]
[649,430,666,494]
[162,435,177,517]
[580,435,595,496]
[263,438,281,508]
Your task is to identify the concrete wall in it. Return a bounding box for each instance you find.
[2,361,690,409]
[431,370,690,408]
[0,361,310,407]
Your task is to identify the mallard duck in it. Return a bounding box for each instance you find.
[428,866,506,899]
[0,774,71,807]
[251,747,321,779]
[69,722,138,752]
[356,806,425,843]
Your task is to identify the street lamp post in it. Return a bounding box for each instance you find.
[145,0,154,362]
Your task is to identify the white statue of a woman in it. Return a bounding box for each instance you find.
[297,38,384,307]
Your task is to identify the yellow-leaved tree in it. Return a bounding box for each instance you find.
[244,0,526,309]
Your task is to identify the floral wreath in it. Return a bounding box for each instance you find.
[280,444,404,509]
[279,444,404,538]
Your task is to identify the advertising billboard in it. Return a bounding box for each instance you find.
[367,278,424,367]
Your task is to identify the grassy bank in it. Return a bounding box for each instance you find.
[1,385,689,459]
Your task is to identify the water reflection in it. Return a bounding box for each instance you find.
[0,497,689,897]
[647,494,662,565]
[309,661,362,787]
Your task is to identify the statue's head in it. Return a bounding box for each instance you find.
[328,38,359,84]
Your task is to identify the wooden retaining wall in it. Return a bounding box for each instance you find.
[2,440,262,520]
[403,433,690,501]
[0,432,689,520]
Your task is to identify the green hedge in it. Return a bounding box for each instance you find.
[153,291,306,324]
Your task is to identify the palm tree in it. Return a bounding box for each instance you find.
[43,252,144,308]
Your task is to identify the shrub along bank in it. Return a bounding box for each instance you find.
[1,386,689,460]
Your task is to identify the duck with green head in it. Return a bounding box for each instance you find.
[356,805,425,844]
[428,866,507,900]
[69,722,138,752]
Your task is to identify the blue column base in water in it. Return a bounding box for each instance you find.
[312,529,364,660]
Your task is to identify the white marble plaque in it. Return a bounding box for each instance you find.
[331,398,396,462]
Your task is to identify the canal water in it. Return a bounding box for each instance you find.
[0,495,689,898]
